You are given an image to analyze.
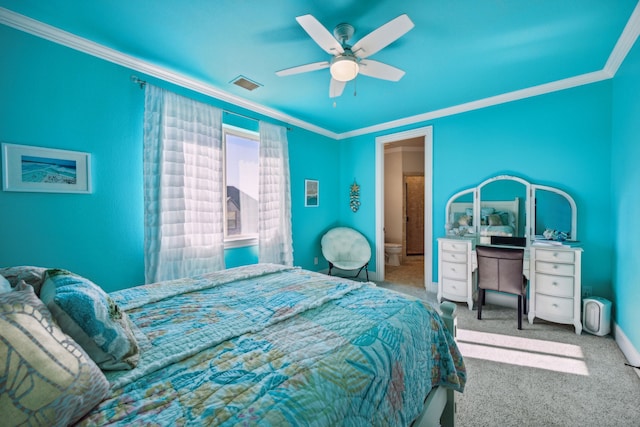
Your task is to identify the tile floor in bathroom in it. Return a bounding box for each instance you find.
[383,255,424,288]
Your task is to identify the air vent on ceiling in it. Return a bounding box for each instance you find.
[231,76,262,91]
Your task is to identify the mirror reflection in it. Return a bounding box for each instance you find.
[444,175,577,246]
[534,188,573,239]
[445,190,474,236]
[478,178,527,244]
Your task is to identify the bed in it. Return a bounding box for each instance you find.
[0,263,465,426]
[448,198,519,243]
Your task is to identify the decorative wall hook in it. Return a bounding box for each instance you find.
[350,180,360,212]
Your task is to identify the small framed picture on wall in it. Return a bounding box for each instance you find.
[305,179,319,207]
[2,143,92,193]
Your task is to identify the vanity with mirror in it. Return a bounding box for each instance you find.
[437,175,583,333]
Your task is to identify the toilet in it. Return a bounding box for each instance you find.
[384,243,402,266]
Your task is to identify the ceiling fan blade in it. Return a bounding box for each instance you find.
[358,59,406,81]
[352,14,414,59]
[330,78,346,98]
[276,61,330,77]
[296,14,344,55]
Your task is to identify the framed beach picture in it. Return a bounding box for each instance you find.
[305,179,319,207]
[2,143,92,193]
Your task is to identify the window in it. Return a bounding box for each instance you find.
[223,125,259,246]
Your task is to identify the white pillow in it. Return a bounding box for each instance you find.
[0,275,11,293]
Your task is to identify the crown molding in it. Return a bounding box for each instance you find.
[604,0,640,77]
[341,70,611,139]
[1,6,637,141]
[0,7,339,140]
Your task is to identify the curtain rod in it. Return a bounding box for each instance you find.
[130,75,291,131]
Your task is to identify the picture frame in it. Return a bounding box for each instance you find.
[304,179,319,207]
[2,143,92,193]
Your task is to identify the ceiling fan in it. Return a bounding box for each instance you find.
[276,14,415,98]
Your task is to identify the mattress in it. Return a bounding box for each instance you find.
[76,264,466,426]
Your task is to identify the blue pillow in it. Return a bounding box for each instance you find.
[481,207,495,216]
[40,269,140,370]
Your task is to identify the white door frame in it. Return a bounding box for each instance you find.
[375,126,434,291]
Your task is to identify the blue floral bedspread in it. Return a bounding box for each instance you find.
[77,264,465,426]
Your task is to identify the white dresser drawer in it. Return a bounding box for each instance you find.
[441,241,469,252]
[535,261,575,277]
[438,238,475,310]
[441,261,467,280]
[442,277,468,298]
[535,294,574,322]
[535,249,575,263]
[535,273,574,298]
[441,251,468,263]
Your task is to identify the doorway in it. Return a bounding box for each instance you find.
[405,174,425,255]
[375,126,433,293]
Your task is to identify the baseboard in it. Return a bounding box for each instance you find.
[427,281,438,294]
[613,322,640,380]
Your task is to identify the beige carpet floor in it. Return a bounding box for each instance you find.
[374,279,640,427]
[383,255,425,288]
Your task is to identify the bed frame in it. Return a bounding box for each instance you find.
[412,301,458,427]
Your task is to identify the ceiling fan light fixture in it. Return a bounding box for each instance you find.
[330,55,359,82]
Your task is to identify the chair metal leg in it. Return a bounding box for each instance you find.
[328,262,334,276]
[517,296,523,330]
[477,289,484,320]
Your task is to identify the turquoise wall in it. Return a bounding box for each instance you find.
[612,37,640,352]
[1,20,636,358]
[0,25,146,292]
[339,82,613,301]
[0,26,338,291]
[289,128,341,271]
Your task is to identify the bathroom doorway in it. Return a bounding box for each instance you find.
[405,174,424,256]
[375,126,433,293]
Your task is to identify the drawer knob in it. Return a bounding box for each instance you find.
[553,265,558,269]
[552,281,558,286]
[552,304,558,308]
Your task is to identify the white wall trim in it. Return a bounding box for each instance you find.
[376,126,433,291]
[384,146,425,155]
[0,7,338,140]
[341,71,610,138]
[614,321,640,379]
[2,6,638,140]
[604,0,640,77]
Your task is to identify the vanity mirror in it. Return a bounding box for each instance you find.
[445,175,577,245]
[444,189,474,236]
[532,185,577,240]
[477,175,529,244]
[440,175,582,333]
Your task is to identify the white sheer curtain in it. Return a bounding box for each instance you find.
[258,121,294,266]
[143,84,225,283]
